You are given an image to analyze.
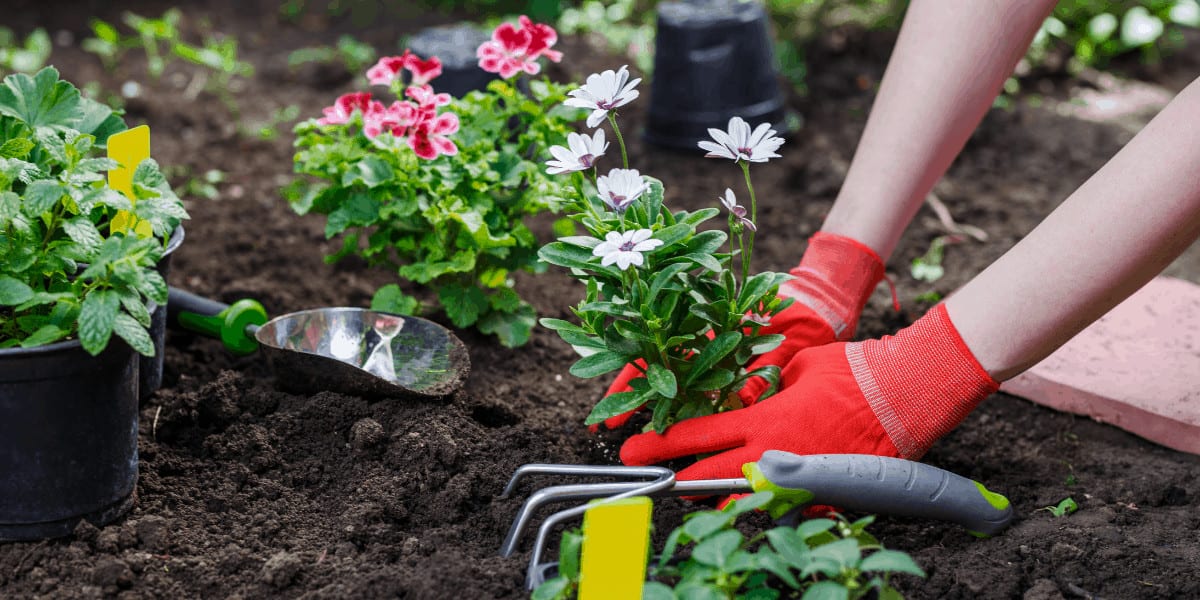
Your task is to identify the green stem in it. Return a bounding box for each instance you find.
[740,161,757,283]
[608,112,629,169]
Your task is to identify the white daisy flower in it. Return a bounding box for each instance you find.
[564,65,642,128]
[545,130,608,175]
[592,229,663,270]
[719,188,756,232]
[698,116,784,163]
[596,168,649,214]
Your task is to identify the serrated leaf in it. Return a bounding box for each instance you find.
[438,283,488,328]
[22,179,62,215]
[63,216,104,252]
[78,288,119,355]
[0,276,34,305]
[478,303,536,347]
[0,67,81,129]
[0,137,34,159]
[112,311,154,356]
[860,549,926,577]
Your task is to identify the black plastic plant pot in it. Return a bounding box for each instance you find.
[0,339,139,542]
[141,224,185,400]
[408,24,497,98]
[645,0,791,150]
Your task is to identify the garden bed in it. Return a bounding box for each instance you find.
[2,1,1199,598]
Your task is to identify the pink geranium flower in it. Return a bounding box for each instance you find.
[476,16,562,79]
[406,55,443,87]
[367,53,410,86]
[317,92,372,125]
[360,100,393,139]
[409,112,459,160]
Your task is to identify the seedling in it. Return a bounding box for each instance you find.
[1040,497,1079,517]
[287,35,377,75]
[0,27,51,75]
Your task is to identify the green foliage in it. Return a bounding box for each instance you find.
[291,67,582,348]
[287,35,377,74]
[534,492,924,599]
[540,171,792,431]
[0,27,52,75]
[0,68,187,356]
[1030,0,1200,69]
[1040,497,1079,517]
[557,0,657,74]
[82,10,253,114]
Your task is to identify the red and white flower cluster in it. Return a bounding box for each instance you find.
[316,52,458,160]
[476,15,562,79]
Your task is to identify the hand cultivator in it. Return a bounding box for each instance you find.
[500,451,1013,590]
[166,287,470,397]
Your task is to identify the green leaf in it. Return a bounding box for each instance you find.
[796,518,837,541]
[63,216,104,252]
[808,538,861,570]
[685,331,742,385]
[644,363,677,399]
[0,137,34,159]
[0,276,34,305]
[755,548,802,589]
[1121,7,1163,47]
[438,283,488,328]
[650,222,692,249]
[766,527,812,569]
[673,584,725,600]
[669,252,722,273]
[682,511,734,542]
[23,179,62,215]
[584,389,648,425]
[531,576,570,600]
[558,529,583,581]
[737,272,786,313]
[569,350,629,379]
[112,311,154,356]
[690,368,734,391]
[20,324,68,347]
[324,192,381,237]
[77,96,126,145]
[748,333,785,355]
[692,529,743,568]
[78,288,119,355]
[860,549,926,577]
[1086,13,1119,42]
[478,304,536,347]
[801,581,850,600]
[341,155,393,188]
[370,284,419,315]
[641,581,674,600]
[0,67,82,129]
[724,491,775,516]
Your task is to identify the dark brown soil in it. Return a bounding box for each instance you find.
[3,2,1199,599]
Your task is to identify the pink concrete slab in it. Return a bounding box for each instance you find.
[1001,277,1200,455]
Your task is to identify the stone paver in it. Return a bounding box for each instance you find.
[1001,277,1200,455]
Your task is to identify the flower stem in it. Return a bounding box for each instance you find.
[608,112,629,169]
[740,161,757,282]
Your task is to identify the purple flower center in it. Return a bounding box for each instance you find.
[578,154,595,168]
[738,146,754,157]
[618,240,638,252]
[596,99,618,110]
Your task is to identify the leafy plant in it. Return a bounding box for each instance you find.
[1029,0,1200,69]
[287,34,377,75]
[539,65,792,432]
[0,27,52,75]
[0,67,188,356]
[1040,497,1079,517]
[556,0,657,74]
[289,17,581,347]
[82,10,253,114]
[535,491,925,600]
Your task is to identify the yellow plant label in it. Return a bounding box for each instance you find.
[579,496,652,600]
[107,125,153,238]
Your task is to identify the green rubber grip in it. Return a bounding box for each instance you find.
[167,287,268,356]
[750,451,1013,536]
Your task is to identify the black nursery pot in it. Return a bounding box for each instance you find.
[0,339,139,542]
[141,225,185,400]
[645,0,790,149]
[408,24,497,98]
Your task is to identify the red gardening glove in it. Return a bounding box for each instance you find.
[619,303,999,483]
[591,232,887,431]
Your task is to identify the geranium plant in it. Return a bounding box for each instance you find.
[289,16,583,347]
[538,65,792,432]
[0,67,188,356]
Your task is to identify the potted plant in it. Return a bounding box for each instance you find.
[288,16,584,347]
[539,63,791,432]
[0,67,187,541]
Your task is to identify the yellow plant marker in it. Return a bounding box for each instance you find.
[107,125,154,238]
[578,496,652,600]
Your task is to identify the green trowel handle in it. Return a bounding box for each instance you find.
[167,287,269,356]
[747,451,1014,537]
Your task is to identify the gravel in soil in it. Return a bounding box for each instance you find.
[2,2,1198,598]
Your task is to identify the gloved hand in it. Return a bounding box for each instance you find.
[592,232,888,431]
[619,304,999,481]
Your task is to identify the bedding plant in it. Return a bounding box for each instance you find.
[289,16,584,347]
[538,64,793,432]
[0,67,187,356]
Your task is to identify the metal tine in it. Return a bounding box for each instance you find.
[499,464,675,557]
[500,463,672,499]
[524,475,675,590]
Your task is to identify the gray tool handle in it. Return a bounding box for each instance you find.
[756,451,1013,536]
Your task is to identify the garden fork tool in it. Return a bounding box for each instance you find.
[166,287,470,398]
[500,451,1014,589]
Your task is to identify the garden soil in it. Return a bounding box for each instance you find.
[3,1,1200,598]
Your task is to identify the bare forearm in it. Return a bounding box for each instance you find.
[821,0,1057,258]
[947,77,1200,381]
